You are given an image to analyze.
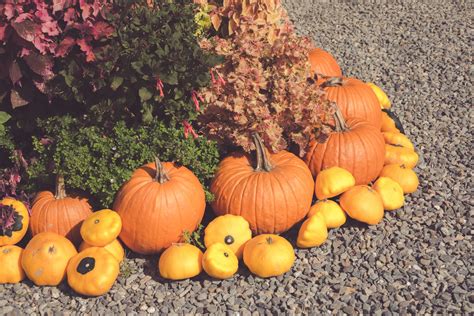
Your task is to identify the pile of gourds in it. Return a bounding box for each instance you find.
[0,47,420,296]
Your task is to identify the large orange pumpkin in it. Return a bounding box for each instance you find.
[305,108,385,185]
[30,175,92,245]
[211,134,314,234]
[321,77,382,129]
[114,158,205,254]
[308,48,342,83]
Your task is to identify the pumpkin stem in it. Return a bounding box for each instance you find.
[266,236,273,244]
[154,157,170,184]
[334,107,349,132]
[320,76,344,88]
[252,133,273,172]
[55,174,67,199]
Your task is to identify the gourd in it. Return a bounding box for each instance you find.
[385,144,419,168]
[114,158,206,254]
[379,164,419,194]
[308,200,346,228]
[30,175,92,245]
[321,77,382,128]
[79,239,125,263]
[243,234,295,278]
[0,198,29,246]
[306,108,386,185]
[211,134,314,234]
[204,215,252,259]
[383,132,414,150]
[80,209,122,247]
[158,243,203,280]
[202,243,238,279]
[381,109,405,134]
[297,212,328,248]
[366,82,391,109]
[315,166,355,200]
[67,247,120,296]
[339,185,384,225]
[372,177,405,211]
[21,232,77,286]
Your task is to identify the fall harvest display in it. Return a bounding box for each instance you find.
[0,0,425,297]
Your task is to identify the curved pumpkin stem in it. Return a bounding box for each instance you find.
[55,174,67,199]
[154,157,170,184]
[320,76,344,88]
[252,133,272,172]
[334,107,349,132]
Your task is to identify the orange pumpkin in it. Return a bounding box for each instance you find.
[381,111,400,133]
[380,164,419,194]
[383,132,414,150]
[0,198,29,246]
[308,48,342,83]
[305,108,386,185]
[211,134,314,234]
[114,158,205,254]
[30,175,92,245]
[321,77,382,129]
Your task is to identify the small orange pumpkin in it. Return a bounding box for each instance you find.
[202,243,238,280]
[30,175,92,245]
[321,77,382,128]
[0,245,25,284]
[379,164,419,194]
[339,185,384,225]
[21,232,77,286]
[158,243,203,280]
[308,48,342,83]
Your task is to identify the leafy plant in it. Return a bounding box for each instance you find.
[183,224,205,250]
[49,0,223,126]
[27,116,220,208]
[199,18,333,155]
[0,0,114,109]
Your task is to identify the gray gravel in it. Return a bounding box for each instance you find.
[1,1,472,314]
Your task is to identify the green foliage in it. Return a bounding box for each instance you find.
[183,224,205,250]
[49,0,223,125]
[0,112,14,166]
[27,116,220,208]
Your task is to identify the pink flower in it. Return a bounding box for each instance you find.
[182,120,198,139]
[191,90,204,111]
[155,78,164,97]
[77,38,95,62]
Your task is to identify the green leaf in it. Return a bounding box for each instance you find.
[138,87,153,102]
[0,111,11,124]
[111,77,124,91]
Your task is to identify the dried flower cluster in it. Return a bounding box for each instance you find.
[199,18,334,155]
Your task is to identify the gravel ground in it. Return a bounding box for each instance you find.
[1,1,472,314]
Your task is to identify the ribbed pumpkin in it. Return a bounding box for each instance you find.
[30,175,92,245]
[321,77,382,129]
[305,108,385,185]
[114,158,205,254]
[211,134,314,234]
[308,48,342,83]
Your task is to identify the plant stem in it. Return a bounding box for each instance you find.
[55,174,67,199]
[154,157,170,184]
[252,133,272,172]
[320,76,344,88]
[334,107,349,132]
